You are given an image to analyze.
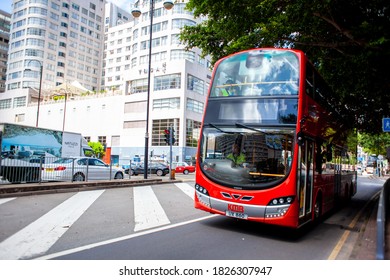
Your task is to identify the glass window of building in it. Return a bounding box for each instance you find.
[154,74,181,91]
[151,119,180,146]
[186,119,201,147]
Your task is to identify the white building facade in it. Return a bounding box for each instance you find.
[0,0,211,165]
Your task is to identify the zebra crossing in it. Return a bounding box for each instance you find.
[0,182,206,260]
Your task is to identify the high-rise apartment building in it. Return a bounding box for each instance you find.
[0,0,212,164]
[0,10,11,93]
[104,0,211,163]
[5,0,105,94]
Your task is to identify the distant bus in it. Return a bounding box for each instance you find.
[195,48,357,228]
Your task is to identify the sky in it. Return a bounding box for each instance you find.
[0,0,134,14]
[0,0,12,13]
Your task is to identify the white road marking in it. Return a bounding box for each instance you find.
[0,197,16,205]
[36,215,215,260]
[0,190,105,260]
[133,186,170,232]
[174,182,195,200]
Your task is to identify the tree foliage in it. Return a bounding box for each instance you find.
[358,132,390,156]
[87,142,105,158]
[180,0,390,134]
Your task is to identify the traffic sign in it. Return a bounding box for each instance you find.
[383,118,390,132]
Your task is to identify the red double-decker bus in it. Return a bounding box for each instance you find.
[195,48,357,228]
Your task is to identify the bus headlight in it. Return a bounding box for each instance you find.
[195,184,209,196]
[195,184,211,207]
[265,196,294,218]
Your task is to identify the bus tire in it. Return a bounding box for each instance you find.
[313,194,322,222]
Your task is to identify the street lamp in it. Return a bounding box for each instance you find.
[131,0,174,179]
[26,59,43,127]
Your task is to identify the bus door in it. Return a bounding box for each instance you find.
[297,139,314,224]
[334,152,342,205]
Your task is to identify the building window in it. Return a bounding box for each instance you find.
[124,101,146,113]
[154,73,181,91]
[152,119,179,146]
[13,96,26,108]
[129,78,148,94]
[186,119,201,147]
[187,74,204,95]
[98,136,107,148]
[186,98,204,114]
[0,98,12,109]
[171,50,195,63]
[123,120,146,129]
[15,113,25,122]
[153,98,180,110]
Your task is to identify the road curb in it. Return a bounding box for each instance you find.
[0,178,183,198]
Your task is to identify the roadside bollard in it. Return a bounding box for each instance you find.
[170,169,175,180]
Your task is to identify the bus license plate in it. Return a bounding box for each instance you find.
[226,210,248,219]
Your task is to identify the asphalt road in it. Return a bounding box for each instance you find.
[0,174,385,261]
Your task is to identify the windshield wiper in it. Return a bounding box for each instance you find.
[206,123,233,134]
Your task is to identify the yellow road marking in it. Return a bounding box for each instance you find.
[327,190,381,260]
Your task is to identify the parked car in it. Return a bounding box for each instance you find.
[121,162,140,170]
[41,157,124,181]
[172,162,195,175]
[125,162,169,176]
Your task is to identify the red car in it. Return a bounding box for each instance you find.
[173,162,195,175]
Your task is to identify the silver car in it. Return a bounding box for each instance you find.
[41,157,124,181]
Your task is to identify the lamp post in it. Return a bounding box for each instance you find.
[26,60,43,127]
[131,0,174,179]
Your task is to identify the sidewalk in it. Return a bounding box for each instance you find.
[349,176,390,260]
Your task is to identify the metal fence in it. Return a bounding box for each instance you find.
[0,156,124,184]
[376,177,390,259]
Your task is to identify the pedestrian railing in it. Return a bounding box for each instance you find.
[376,177,390,259]
[0,156,123,184]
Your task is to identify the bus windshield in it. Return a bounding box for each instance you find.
[210,49,299,97]
[199,125,295,189]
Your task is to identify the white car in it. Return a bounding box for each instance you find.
[41,157,124,181]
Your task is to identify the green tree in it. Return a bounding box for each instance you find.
[180,0,390,134]
[358,132,390,156]
[88,142,105,158]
